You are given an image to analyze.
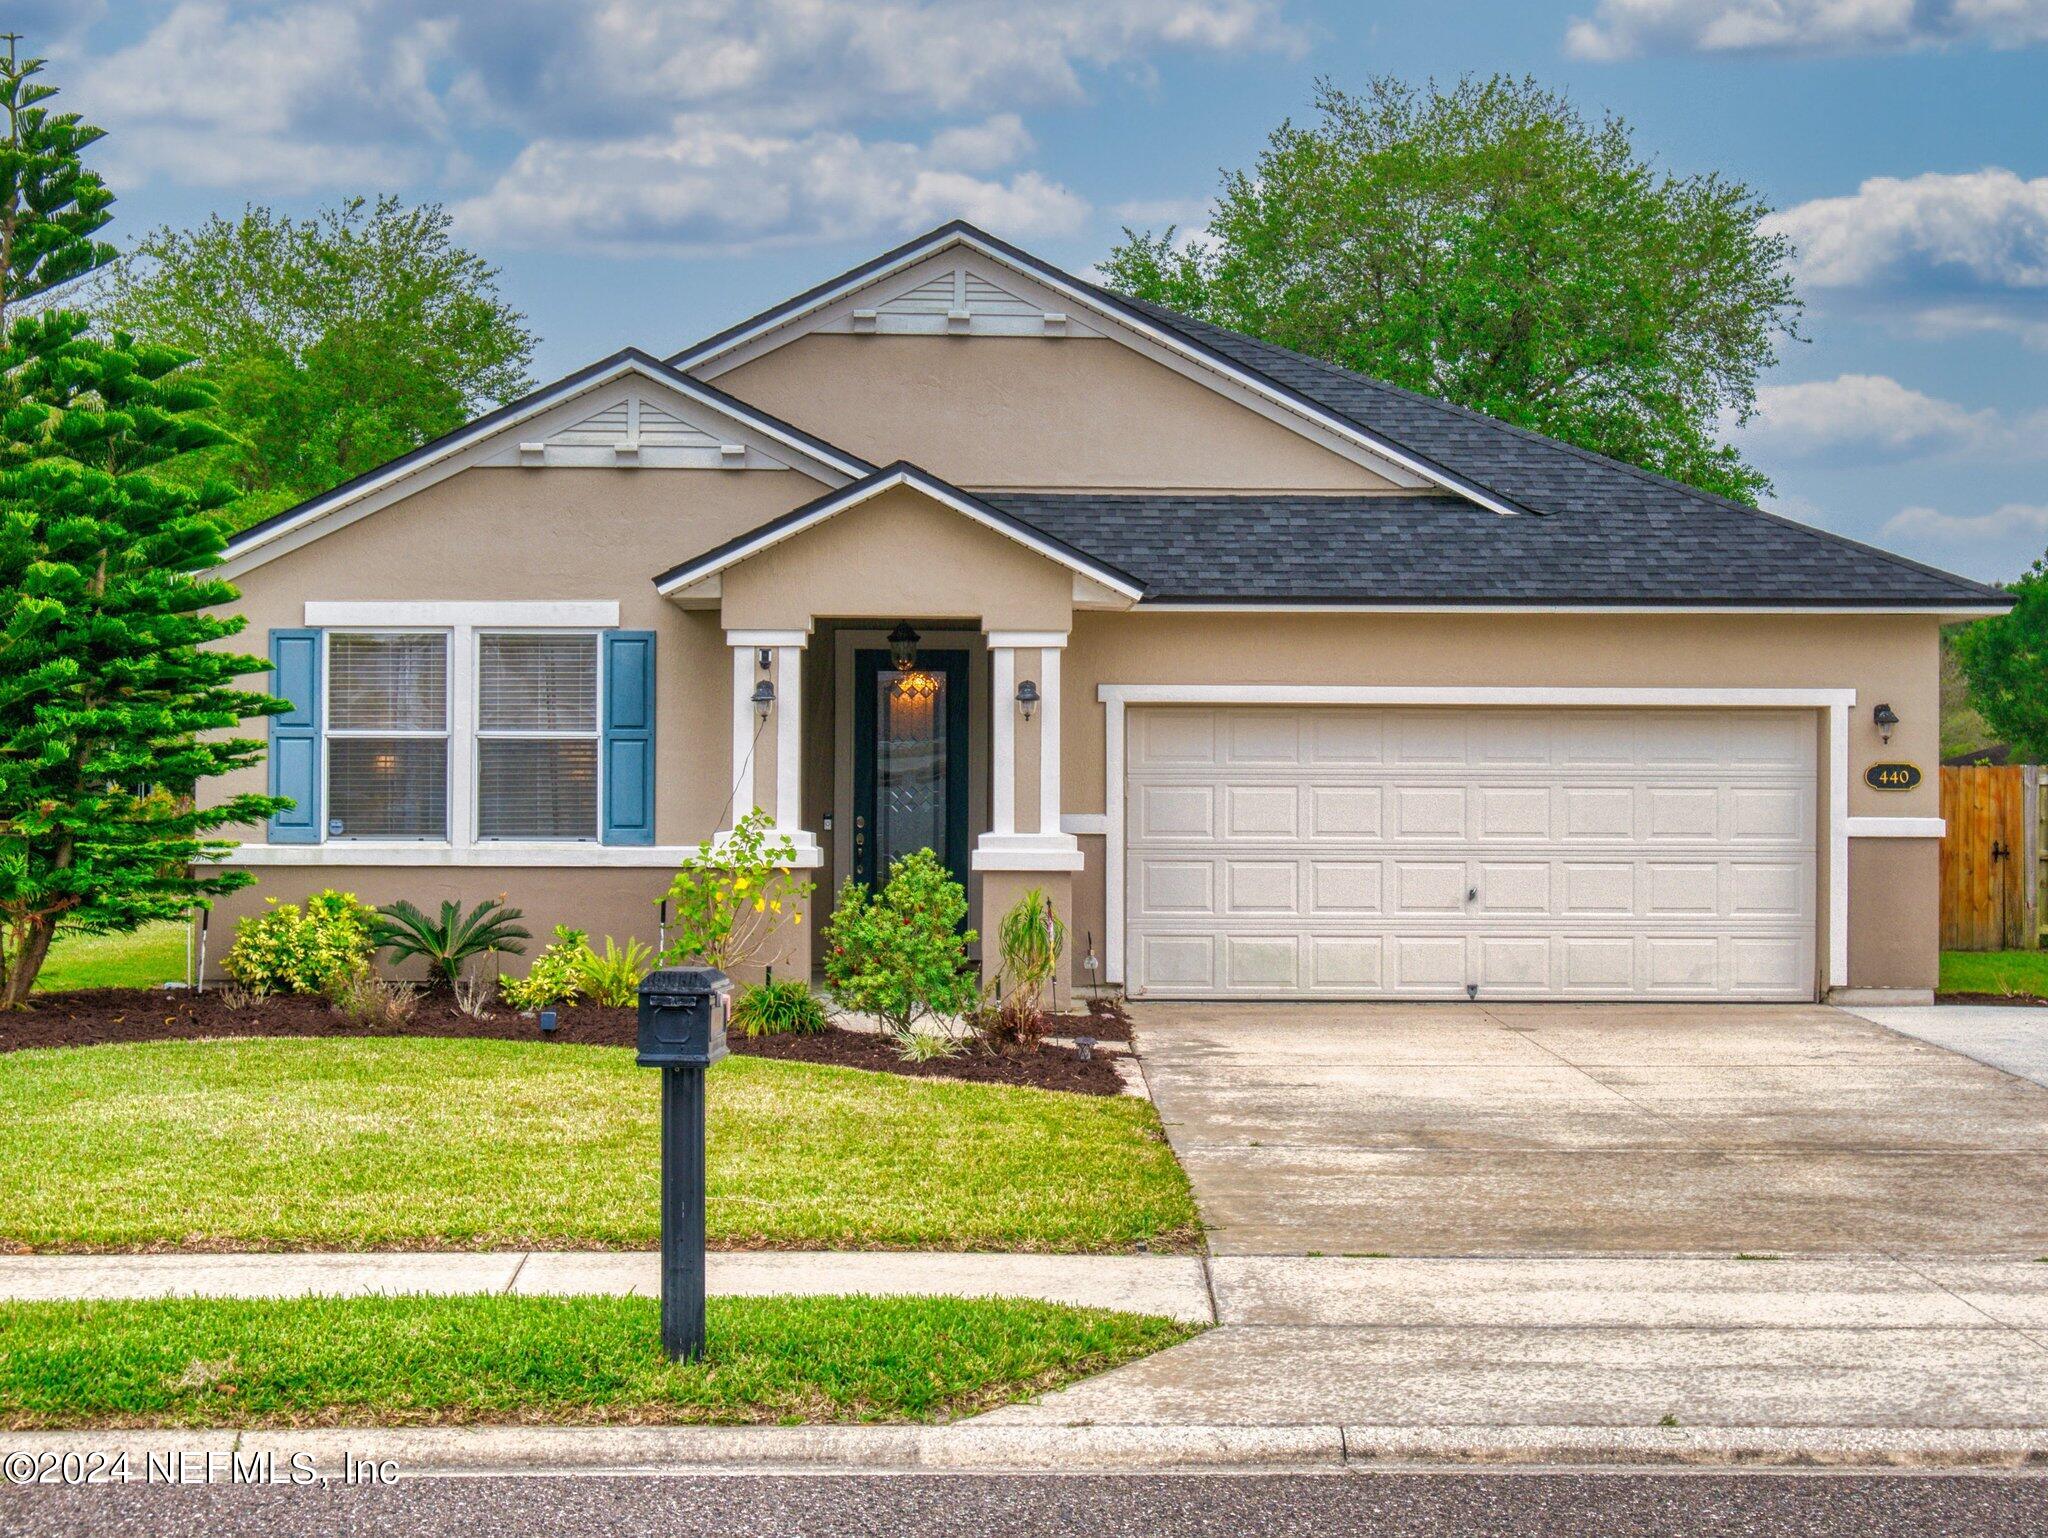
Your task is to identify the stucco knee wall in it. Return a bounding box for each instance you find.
[1845,838,1940,992]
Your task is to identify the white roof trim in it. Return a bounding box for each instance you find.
[654,467,1145,600]
[676,227,1525,517]
[215,355,869,580]
[1129,602,2010,618]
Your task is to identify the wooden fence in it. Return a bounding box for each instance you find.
[1938,765,2040,951]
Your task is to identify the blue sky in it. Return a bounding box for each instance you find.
[34,0,2048,581]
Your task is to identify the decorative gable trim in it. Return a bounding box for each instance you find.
[479,381,789,470]
[653,462,1146,601]
[827,258,1103,338]
[672,223,1525,514]
[216,350,871,579]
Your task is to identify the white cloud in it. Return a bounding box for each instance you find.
[1741,373,2004,458]
[1883,501,2048,542]
[1770,169,2048,290]
[1908,301,2048,350]
[454,118,1089,256]
[1565,0,2048,60]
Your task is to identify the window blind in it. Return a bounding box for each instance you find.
[477,631,600,841]
[478,740,598,840]
[328,738,448,839]
[479,634,597,732]
[328,633,447,731]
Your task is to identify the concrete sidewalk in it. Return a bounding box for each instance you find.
[1848,1004,2048,1090]
[0,1249,1214,1322]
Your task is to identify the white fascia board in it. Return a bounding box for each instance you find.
[681,232,1507,509]
[1130,602,2011,618]
[305,601,619,629]
[216,357,867,580]
[1097,683,1858,709]
[656,469,1145,600]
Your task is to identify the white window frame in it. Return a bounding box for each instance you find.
[296,602,623,855]
[322,629,453,843]
[472,628,603,844]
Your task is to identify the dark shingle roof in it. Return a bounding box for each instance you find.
[1036,290,2006,609]
[984,492,2004,607]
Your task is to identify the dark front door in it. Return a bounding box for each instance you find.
[852,647,970,889]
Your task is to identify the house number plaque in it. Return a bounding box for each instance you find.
[1865,762,1922,791]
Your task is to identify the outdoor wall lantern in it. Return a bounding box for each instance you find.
[751,679,776,720]
[888,621,921,670]
[1015,678,1040,721]
[1874,703,1899,744]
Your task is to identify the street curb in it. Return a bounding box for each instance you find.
[6,1424,2045,1478]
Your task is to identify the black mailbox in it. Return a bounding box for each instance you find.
[636,967,730,1068]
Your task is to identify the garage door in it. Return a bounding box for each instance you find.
[1124,707,1817,1001]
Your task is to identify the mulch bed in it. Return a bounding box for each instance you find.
[1935,992,2048,1007]
[5,989,1127,1096]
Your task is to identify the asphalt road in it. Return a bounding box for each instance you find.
[4,1471,2045,1537]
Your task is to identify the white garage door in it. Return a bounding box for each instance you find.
[1124,707,1817,1001]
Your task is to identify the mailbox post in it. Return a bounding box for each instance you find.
[636,966,729,1361]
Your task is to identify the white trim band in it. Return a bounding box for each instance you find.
[726,628,811,648]
[985,630,1070,648]
[224,844,699,869]
[1847,817,1946,839]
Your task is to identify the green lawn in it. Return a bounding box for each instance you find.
[33,922,188,992]
[1940,949,2048,997]
[0,1038,1199,1254]
[0,1293,1196,1429]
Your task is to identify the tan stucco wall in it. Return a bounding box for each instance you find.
[1847,839,1940,991]
[716,335,1400,493]
[719,485,1075,632]
[211,465,830,848]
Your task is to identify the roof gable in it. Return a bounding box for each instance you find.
[216,350,872,579]
[653,462,1144,601]
[671,223,1515,509]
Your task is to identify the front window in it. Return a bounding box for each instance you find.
[476,632,599,841]
[326,632,449,840]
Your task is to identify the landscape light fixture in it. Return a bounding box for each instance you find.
[888,621,920,671]
[1015,678,1040,721]
[1873,703,1899,744]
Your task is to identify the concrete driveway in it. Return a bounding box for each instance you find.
[1129,1002,2048,1257]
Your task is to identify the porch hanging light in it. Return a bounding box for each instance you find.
[888,621,920,671]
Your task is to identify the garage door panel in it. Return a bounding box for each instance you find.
[1394,785,1466,838]
[1225,860,1300,914]
[1126,707,1817,1002]
[1136,783,1214,840]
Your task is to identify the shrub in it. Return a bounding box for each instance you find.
[966,992,1048,1056]
[373,898,529,992]
[731,976,829,1037]
[821,848,979,1037]
[996,888,1066,1006]
[499,925,587,1012]
[223,890,377,995]
[659,809,815,972]
[574,936,654,1008]
[325,970,419,1029]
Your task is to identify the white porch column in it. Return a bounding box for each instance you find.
[989,644,1017,837]
[972,630,1081,873]
[723,629,820,865]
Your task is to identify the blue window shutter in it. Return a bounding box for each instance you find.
[267,628,322,844]
[603,631,656,845]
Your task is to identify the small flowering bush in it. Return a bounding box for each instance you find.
[821,849,979,1038]
[659,808,815,972]
[499,925,588,1012]
[223,890,378,995]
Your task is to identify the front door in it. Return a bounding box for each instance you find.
[852,648,971,889]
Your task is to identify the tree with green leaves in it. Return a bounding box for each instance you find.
[0,314,290,1006]
[0,46,286,1006]
[92,197,537,527]
[1101,75,1801,504]
[0,48,114,329]
[1953,565,2047,764]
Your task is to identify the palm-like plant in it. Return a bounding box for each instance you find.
[373,898,530,991]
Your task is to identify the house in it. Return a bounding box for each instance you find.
[202,222,2007,1005]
